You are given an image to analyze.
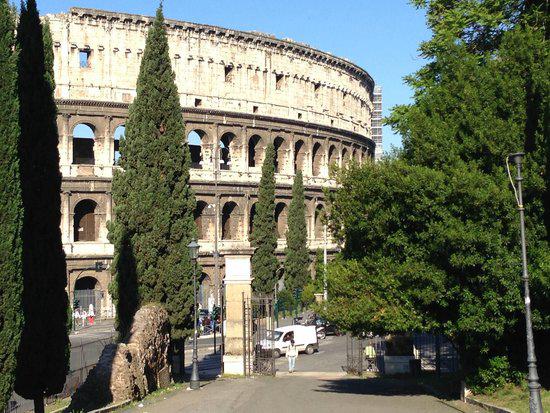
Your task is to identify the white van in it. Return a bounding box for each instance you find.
[266,325,319,358]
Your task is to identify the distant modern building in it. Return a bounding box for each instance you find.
[372,86,383,160]
[45,7,382,317]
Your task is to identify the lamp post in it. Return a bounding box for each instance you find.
[508,152,543,413]
[323,224,328,301]
[188,239,200,390]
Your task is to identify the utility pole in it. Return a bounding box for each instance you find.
[508,153,543,413]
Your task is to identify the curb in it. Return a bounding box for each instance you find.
[464,396,516,413]
[50,399,132,413]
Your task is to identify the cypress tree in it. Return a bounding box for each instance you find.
[251,143,278,293]
[109,6,197,345]
[15,1,70,412]
[284,171,309,291]
[0,1,23,410]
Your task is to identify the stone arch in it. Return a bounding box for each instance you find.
[187,129,206,169]
[220,132,236,170]
[328,144,339,166]
[75,276,100,291]
[312,142,323,176]
[74,275,102,319]
[222,201,239,240]
[113,124,125,165]
[194,200,209,240]
[273,136,287,174]
[314,204,325,239]
[342,147,350,166]
[249,202,257,235]
[74,199,97,242]
[275,202,288,239]
[294,140,306,173]
[353,147,361,162]
[248,134,263,168]
[198,273,213,310]
[72,123,96,165]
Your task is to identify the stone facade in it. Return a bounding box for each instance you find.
[46,8,380,315]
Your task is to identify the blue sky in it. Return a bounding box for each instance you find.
[40,0,431,151]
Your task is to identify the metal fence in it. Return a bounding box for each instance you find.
[4,335,115,413]
[346,333,459,376]
[243,294,276,377]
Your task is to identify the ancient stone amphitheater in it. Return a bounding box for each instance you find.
[47,7,382,316]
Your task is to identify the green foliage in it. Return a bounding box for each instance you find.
[300,283,317,307]
[0,1,22,409]
[277,289,296,312]
[468,356,524,394]
[324,0,549,389]
[15,0,69,402]
[109,6,197,341]
[325,159,525,376]
[284,171,309,291]
[251,143,278,293]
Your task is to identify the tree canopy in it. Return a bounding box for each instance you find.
[325,0,549,385]
[0,0,22,409]
[15,1,70,410]
[109,6,197,341]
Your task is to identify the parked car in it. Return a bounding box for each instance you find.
[315,317,340,336]
[264,325,319,358]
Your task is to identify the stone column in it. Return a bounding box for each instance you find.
[223,255,252,376]
[63,191,72,244]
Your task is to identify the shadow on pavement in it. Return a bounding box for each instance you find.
[184,353,222,381]
[315,377,428,396]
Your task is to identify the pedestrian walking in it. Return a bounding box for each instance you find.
[81,309,88,327]
[88,303,95,325]
[73,307,81,328]
[286,339,298,373]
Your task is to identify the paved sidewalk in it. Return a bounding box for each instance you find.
[123,374,475,413]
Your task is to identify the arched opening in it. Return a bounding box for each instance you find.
[294,140,306,173]
[74,276,102,320]
[312,142,323,176]
[72,123,95,165]
[198,273,214,311]
[249,203,257,235]
[113,125,125,165]
[74,200,97,242]
[342,147,350,166]
[275,202,288,239]
[220,132,235,170]
[222,201,238,240]
[248,135,262,168]
[273,136,286,173]
[194,201,208,240]
[187,130,205,169]
[314,204,325,239]
[328,145,338,166]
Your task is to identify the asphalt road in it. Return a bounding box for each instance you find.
[124,333,479,413]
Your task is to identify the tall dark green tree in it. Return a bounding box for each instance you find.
[0,1,22,410]
[109,6,197,345]
[15,1,70,412]
[284,171,309,291]
[251,143,278,293]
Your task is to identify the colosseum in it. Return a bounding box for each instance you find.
[46,7,383,317]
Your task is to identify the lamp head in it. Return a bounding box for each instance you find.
[509,152,524,166]
[188,239,200,260]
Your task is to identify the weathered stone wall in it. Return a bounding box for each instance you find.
[47,7,375,137]
[68,304,170,411]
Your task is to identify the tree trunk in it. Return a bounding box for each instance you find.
[34,396,45,413]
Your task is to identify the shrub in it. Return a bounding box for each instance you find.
[468,356,524,394]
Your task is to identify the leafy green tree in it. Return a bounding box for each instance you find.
[109,6,197,345]
[284,171,309,291]
[325,160,522,378]
[0,1,22,410]
[15,1,69,411]
[251,143,278,293]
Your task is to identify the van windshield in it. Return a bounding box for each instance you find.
[267,331,283,341]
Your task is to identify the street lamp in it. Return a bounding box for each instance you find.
[188,239,201,390]
[507,152,543,413]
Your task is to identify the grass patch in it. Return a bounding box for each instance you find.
[474,383,550,413]
[45,397,70,413]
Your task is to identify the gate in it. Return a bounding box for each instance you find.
[243,293,275,376]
